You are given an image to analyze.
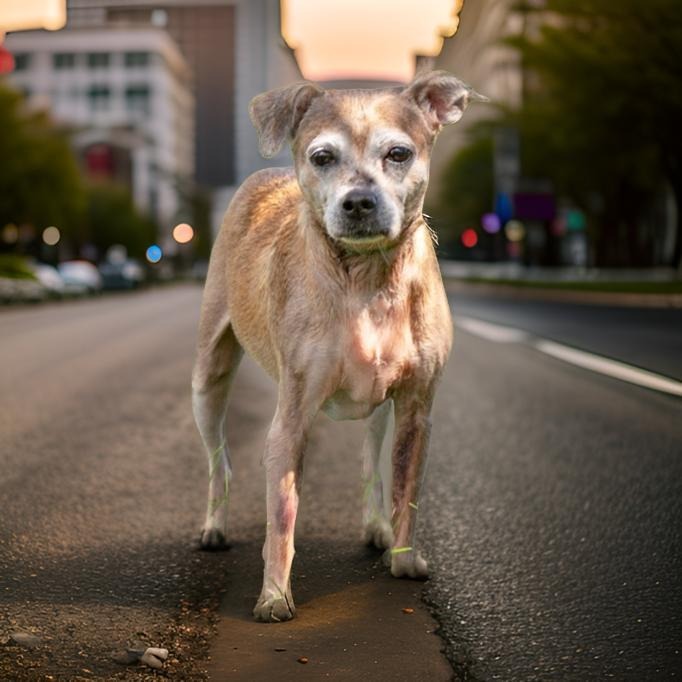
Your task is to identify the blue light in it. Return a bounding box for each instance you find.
[146,244,162,263]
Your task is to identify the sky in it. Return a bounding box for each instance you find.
[282,0,463,83]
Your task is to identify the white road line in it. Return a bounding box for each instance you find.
[456,316,529,343]
[455,315,682,398]
[533,340,682,397]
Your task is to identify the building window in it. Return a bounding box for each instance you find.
[14,53,31,71]
[124,51,149,68]
[87,52,110,69]
[125,85,150,114]
[54,53,76,69]
[88,85,111,111]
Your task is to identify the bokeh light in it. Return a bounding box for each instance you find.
[461,228,478,249]
[481,213,501,234]
[2,224,19,244]
[172,223,194,244]
[42,226,60,246]
[505,220,525,243]
[145,244,163,264]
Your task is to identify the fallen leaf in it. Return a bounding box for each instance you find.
[402,607,415,614]
[297,656,309,664]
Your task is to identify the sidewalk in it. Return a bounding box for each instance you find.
[440,261,682,308]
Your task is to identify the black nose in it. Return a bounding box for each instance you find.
[342,190,377,219]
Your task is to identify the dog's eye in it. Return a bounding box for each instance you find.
[386,146,413,163]
[310,149,335,167]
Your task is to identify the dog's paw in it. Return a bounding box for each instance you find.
[253,595,296,623]
[363,518,394,551]
[384,548,429,580]
[199,527,230,551]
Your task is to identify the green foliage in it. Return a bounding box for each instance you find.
[0,254,35,280]
[435,131,494,244]
[0,83,85,244]
[508,0,682,266]
[85,183,157,260]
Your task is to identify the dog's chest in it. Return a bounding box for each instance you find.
[325,296,416,418]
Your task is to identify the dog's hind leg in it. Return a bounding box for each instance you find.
[361,399,394,550]
[192,290,243,550]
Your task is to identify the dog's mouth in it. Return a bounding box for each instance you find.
[337,228,392,251]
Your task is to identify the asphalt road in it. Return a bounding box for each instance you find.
[446,290,682,381]
[1,284,680,680]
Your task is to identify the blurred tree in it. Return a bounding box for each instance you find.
[434,131,494,254]
[85,183,157,260]
[0,83,86,250]
[508,0,682,267]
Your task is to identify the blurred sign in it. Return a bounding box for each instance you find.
[0,46,15,74]
[494,193,514,224]
[513,193,556,221]
[0,0,66,32]
[567,209,586,231]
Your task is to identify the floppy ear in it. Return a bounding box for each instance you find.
[249,82,324,158]
[404,70,488,132]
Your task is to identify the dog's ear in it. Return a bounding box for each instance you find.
[404,70,488,132]
[249,82,324,158]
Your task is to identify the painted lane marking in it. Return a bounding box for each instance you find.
[456,316,529,343]
[533,339,682,397]
[455,315,682,398]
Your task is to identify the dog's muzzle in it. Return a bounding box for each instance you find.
[337,189,390,242]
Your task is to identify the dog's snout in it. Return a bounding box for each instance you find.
[341,190,377,219]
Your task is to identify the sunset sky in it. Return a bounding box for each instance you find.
[282,0,463,82]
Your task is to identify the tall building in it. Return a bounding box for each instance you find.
[64,0,303,232]
[5,27,195,232]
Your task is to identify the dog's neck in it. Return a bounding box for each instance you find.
[301,204,429,297]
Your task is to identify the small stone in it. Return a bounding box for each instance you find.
[402,607,415,614]
[274,647,287,652]
[10,632,41,648]
[297,656,309,664]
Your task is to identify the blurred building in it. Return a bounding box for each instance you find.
[64,0,303,233]
[5,27,194,231]
[425,0,526,208]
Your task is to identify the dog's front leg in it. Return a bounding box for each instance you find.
[253,388,313,622]
[388,390,434,580]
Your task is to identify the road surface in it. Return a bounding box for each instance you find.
[1,284,680,680]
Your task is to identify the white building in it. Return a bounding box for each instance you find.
[62,0,303,236]
[5,27,195,235]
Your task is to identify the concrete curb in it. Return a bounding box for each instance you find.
[443,279,682,309]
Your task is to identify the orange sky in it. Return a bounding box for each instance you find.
[282,0,463,82]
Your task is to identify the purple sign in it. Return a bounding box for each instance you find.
[513,193,556,221]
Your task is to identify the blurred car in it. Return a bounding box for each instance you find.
[58,260,102,295]
[98,259,145,290]
[30,262,66,298]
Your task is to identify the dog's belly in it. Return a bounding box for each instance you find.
[322,391,380,421]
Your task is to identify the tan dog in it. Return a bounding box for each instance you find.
[192,71,485,622]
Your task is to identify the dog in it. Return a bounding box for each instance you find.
[191,70,485,622]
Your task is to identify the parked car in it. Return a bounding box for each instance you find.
[30,262,66,298]
[99,259,145,290]
[58,260,102,295]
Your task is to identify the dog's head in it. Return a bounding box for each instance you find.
[250,71,486,251]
